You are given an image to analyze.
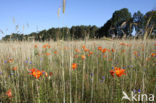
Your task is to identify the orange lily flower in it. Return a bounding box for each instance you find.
[84,48,89,52]
[102,48,107,53]
[8,59,14,63]
[54,51,57,54]
[98,46,102,51]
[6,89,12,98]
[72,63,77,70]
[49,72,53,76]
[110,70,115,77]
[111,49,115,52]
[81,55,85,60]
[42,43,50,49]
[29,68,42,79]
[45,53,51,56]
[82,45,86,49]
[89,51,93,55]
[110,67,126,77]
[75,49,80,53]
[115,68,126,77]
[12,67,17,71]
[151,53,156,57]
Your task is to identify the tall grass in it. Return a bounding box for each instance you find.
[0,40,155,103]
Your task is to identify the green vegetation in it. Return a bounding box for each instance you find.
[2,9,156,41]
[0,40,155,102]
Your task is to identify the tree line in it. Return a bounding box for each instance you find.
[2,8,156,41]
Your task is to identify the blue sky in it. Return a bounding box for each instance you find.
[0,0,156,39]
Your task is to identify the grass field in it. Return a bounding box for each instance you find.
[0,39,155,103]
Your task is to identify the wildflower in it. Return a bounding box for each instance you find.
[84,48,89,52]
[6,89,12,98]
[102,48,107,53]
[107,49,111,52]
[4,60,7,63]
[110,67,126,77]
[110,70,115,77]
[98,46,102,51]
[45,53,51,56]
[42,45,47,48]
[120,42,126,46]
[25,60,28,63]
[34,45,38,48]
[81,55,85,60]
[29,68,36,74]
[34,70,42,79]
[151,53,156,57]
[129,65,133,68]
[115,68,126,77]
[75,49,80,53]
[72,63,77,70]
[133,51,138,56]
[41,70,48,77]
[102,76,105,80]
[82,45,86,49]
[12,67,17,71]
[48,45,51,48]
[54,51,57,54]
[45,72,48,77]
[138,89,141,92]
[111,49,115,52]
[49,72,53,76]
[89,51,93,55]
[8,59,14,63]
[42,44,50,49]
[29,68,42,79]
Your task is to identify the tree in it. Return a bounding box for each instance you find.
[144,10,156,27]
[112,8,131,27]
[89,25,98,39]
[38,30,47,41]
[111,8,132,37]
[133,11,144,34]
[96,8,132,38]
[144,10,156,39]
[96,19,112,38]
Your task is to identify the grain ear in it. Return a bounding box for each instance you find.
[63,0,66,14]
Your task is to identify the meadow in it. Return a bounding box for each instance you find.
[0,39,155,103]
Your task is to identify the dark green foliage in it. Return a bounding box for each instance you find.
[96,19,112,38]
[2,9,156,41]
[144,10,156,33]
